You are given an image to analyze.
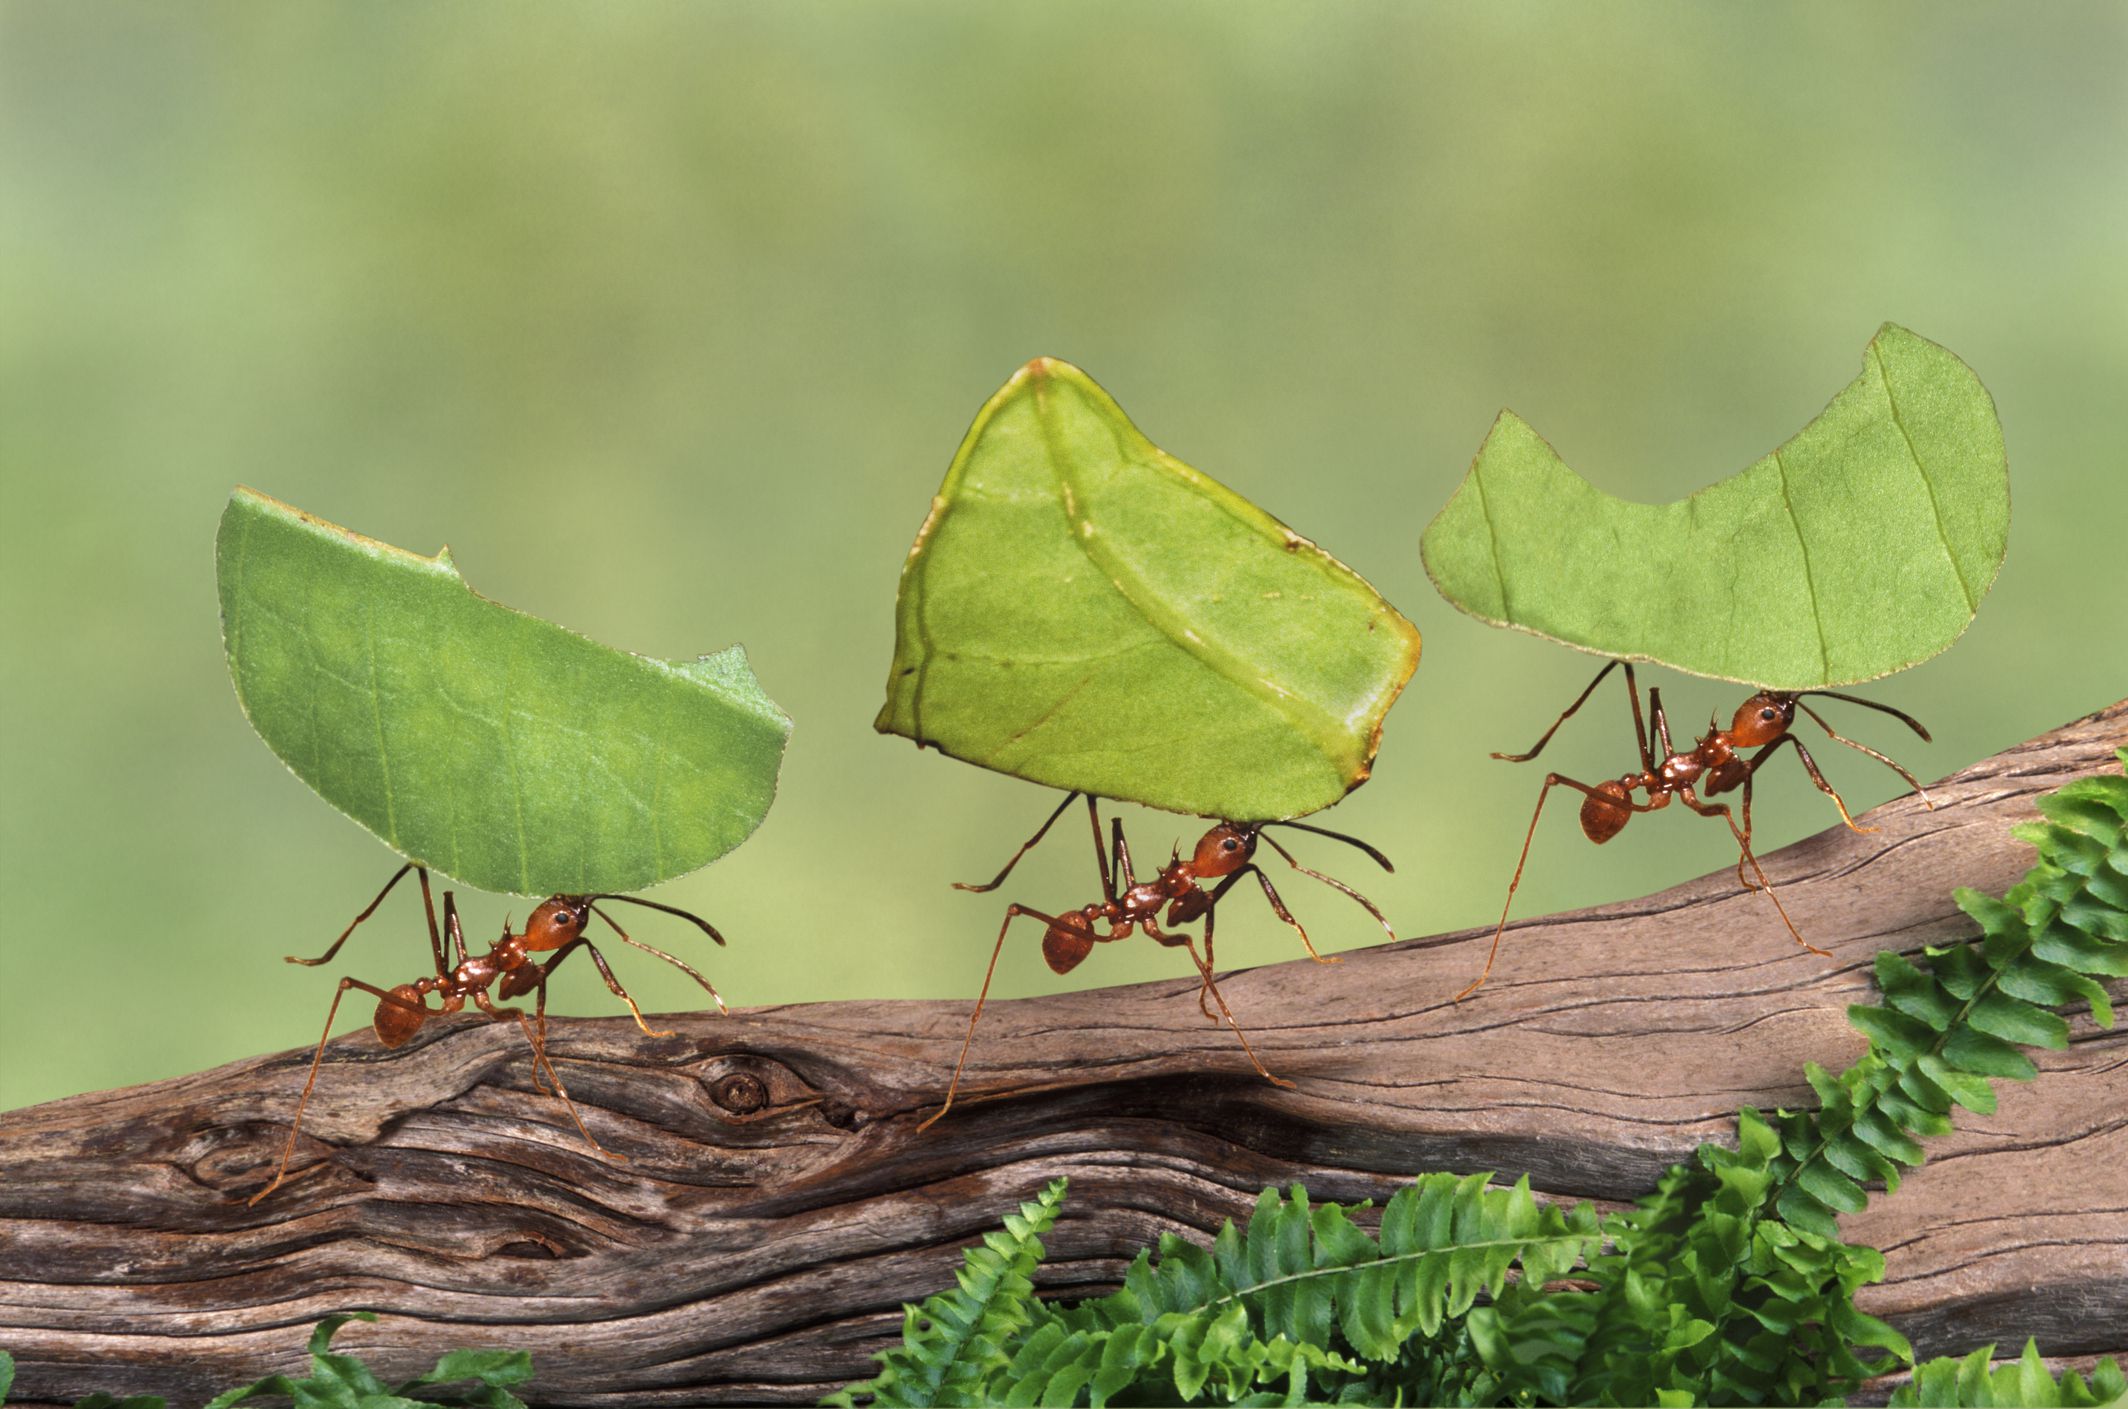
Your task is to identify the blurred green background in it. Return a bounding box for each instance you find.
[3,3,2123,1113]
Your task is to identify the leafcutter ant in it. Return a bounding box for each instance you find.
[923,793,1396,1129]
[249,863,728,1204]
[1458,659,1933,1002]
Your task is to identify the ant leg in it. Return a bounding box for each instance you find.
[1648,684,1675,759]
[954,792,1083,892]
[1459,773,1655,1003]
[1790,736,1870,832]
[1734,771,1761,892]
[1111,816,1139,891]
[587,906,727,1016]
[1143,912,1217,1021]
[1793,699,1935,809]
[1745,732,1872,835]
[474,989,621,1160]
[1198,902,1219,1020]
[442,891,472,969]
[1232,863,1339,965]
[416,870,446,974]
[1167,928,1293,1090]
[1090,800,1124,902]
[1256,832,1395,942]
[920,903,1061,1132]
[287,864,435,970]
[527,977,555,1096]
[1681,790,1831,959]
[249,976,426,1205]
[1141,880,1235,1022]
[550,936,677,1039]
[1495,660,1649,771]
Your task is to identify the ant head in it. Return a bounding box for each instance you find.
[522,895,592,952]
[1729,692,1796,747]
[1191,823,1258,878]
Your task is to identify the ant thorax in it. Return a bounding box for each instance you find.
[1657,753,1703,788]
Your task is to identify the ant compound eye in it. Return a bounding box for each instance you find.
[1222,838,1239,851]
[550,908,574,927]
[1759,708,1777,722]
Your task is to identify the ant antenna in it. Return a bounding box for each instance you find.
[1791,699,1933,802]
[586,904,729,1015]
[1256,831,1395,940]
[584,893,728,946]
[1259,819,1395,873]
[1793,690,1933,741]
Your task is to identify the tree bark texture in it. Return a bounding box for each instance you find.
[2,701,2124,1406]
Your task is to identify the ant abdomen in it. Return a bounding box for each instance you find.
[1579,781,1633,843]
[372,984,427,1047]
[1042,914,1098,974]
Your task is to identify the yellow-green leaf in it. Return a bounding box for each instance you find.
[875,359,1421,820]
[1420,324,2007,688]
[217,488,789,895]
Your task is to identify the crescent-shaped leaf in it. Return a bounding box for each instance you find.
[217,488,790,896]
[875,358,1421,821]
[1420,324,2008,689]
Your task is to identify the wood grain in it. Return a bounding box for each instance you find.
[2,701,2122,1406]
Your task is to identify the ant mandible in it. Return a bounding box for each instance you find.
[249,862,728,1204]
[923,792,1396,1129]
[1456,659,1933,1003]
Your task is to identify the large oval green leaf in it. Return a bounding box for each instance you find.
[217,488,790,896]
[875,359,1422,821]
[1420,324,2008,688]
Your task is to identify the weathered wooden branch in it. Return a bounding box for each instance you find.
[2,702,2123,1407]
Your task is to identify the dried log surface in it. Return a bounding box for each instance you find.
[2,702,2123,1406]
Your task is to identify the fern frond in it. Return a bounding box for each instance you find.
[829,1177,1068,1408]
[834,752,2128,1408]
[1018,1174,1604,1405]
[1772,754,2128,1240]
[1888,1339,2127,1407]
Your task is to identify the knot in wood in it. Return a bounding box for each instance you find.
[708,1070,769,1115]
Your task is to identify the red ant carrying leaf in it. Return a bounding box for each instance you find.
[1458,660,1934,1002]
[250,864,727,1203]
[923,794,1395,1129]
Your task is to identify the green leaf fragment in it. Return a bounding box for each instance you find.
[1421,324,2008,688]
[876,358,1421,820]
[218,488,790,895]
[202,1313,530,1409]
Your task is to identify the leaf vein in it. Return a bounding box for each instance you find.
[1771,447,1832,681]
[1471,460,1510,619]
[499,651,531,894]
[363,598,400,846]
[1035,384,1349,781]
[1871,342,1978,613]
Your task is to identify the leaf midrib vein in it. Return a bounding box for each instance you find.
[363,598,400,846]
[1032,385,1349,777]
[1871,342,1977,613]
[1772,448,1833,681]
